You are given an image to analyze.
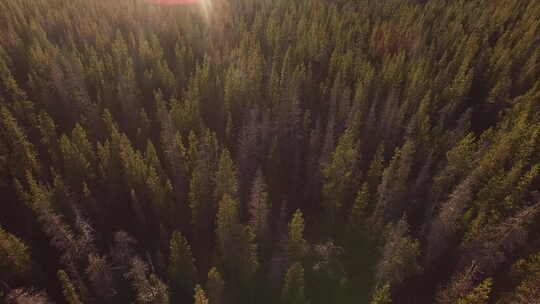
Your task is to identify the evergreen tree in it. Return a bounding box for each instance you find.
[214,148,239,202]
[376,218,422,286]
[456,278,492,304]
[373,139,416,225]
[321,128,358,231]
[58,270,82,304]
[168,231,198,301]
[0,225,31,280]
[0,0,539,303]
[0,105,40,179]
[193,285,209,304]
[248,169,270,242]
[216,194,258,287]
[282,262,308,304]
[348,182,371,234]
[206,267,225,304]
[287,210,309,263]
[370,284,391,304]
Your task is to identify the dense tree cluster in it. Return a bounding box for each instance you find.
[0,0,539,303]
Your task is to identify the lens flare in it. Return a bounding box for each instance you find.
[145,0,203,5]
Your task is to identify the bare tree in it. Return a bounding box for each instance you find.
[111,231,137,269]
[436,264,478,304]
[424,177,475,266]
[86,254,117,299]
[459,201,540,275]
[6,288,52,304]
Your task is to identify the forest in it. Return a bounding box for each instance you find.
[0,0,539,303]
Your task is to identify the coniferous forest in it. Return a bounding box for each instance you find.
[1,0,540,303]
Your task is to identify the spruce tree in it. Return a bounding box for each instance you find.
[216,194,258,288]
[370,284,391,304]
[287,210,309,263]
[282,262,308,304]
[248,169,270,242]
[214,148,239,202]
[58,270,82,304]
[193,285,209,304]
[206,267,225,304]
[321,127,358,232]
[168,231,198,301]
[0,225,31,279]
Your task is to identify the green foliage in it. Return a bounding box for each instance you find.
[216,194,258,286]
[58,270,82,304]
[321,128,358,230]
[287,210,309,263]
[168,231,197,300]
[376,218,422,286]
[206,267,225,304]
[214,148,238,202]
[349,182,370,234]
[282,262,308,304]
[0,0,539,303]
[0,105,40,179]
[248,169,270,241]
[370,284,391,304]
[456,278,492,304]
[0,225,31,279]
[193,285,209,304]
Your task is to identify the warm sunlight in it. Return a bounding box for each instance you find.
[145,0,204,5]
[145,0,216,26]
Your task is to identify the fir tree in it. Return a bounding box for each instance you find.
[321,127,358,232]
[287,210,309,263]
[206,267,225,304]
[168,231,198,301]
[58,270,82,304]
[282,262,308,304]
[248,169,270,242]
[193,285,209,304]
[0,225,31,279]
[370,284,391,304]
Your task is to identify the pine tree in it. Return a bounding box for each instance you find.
[58,270,82,304]
[370,284,391,304]
[206,267,225,304]
[37,111,59,164]
[321,127,358,232]
[189,129,219,239]
[59,124,96,190]
[373,139,415,225]
[287,209,309,263]
[366,144,385,195]
[125,257,170,304]
[214,148,239,202]
[0,105,40,179]
[376,217,422,286]
[509,251,540,303]
[193,285,209,304]
[145,140,164,178]
[168,231,198,301]
[348,182,370,234]
[216,194,258,287]
[282,262,308,304]
[248,169,270,242]
[456,278,492,304]
[0,225,31,279]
